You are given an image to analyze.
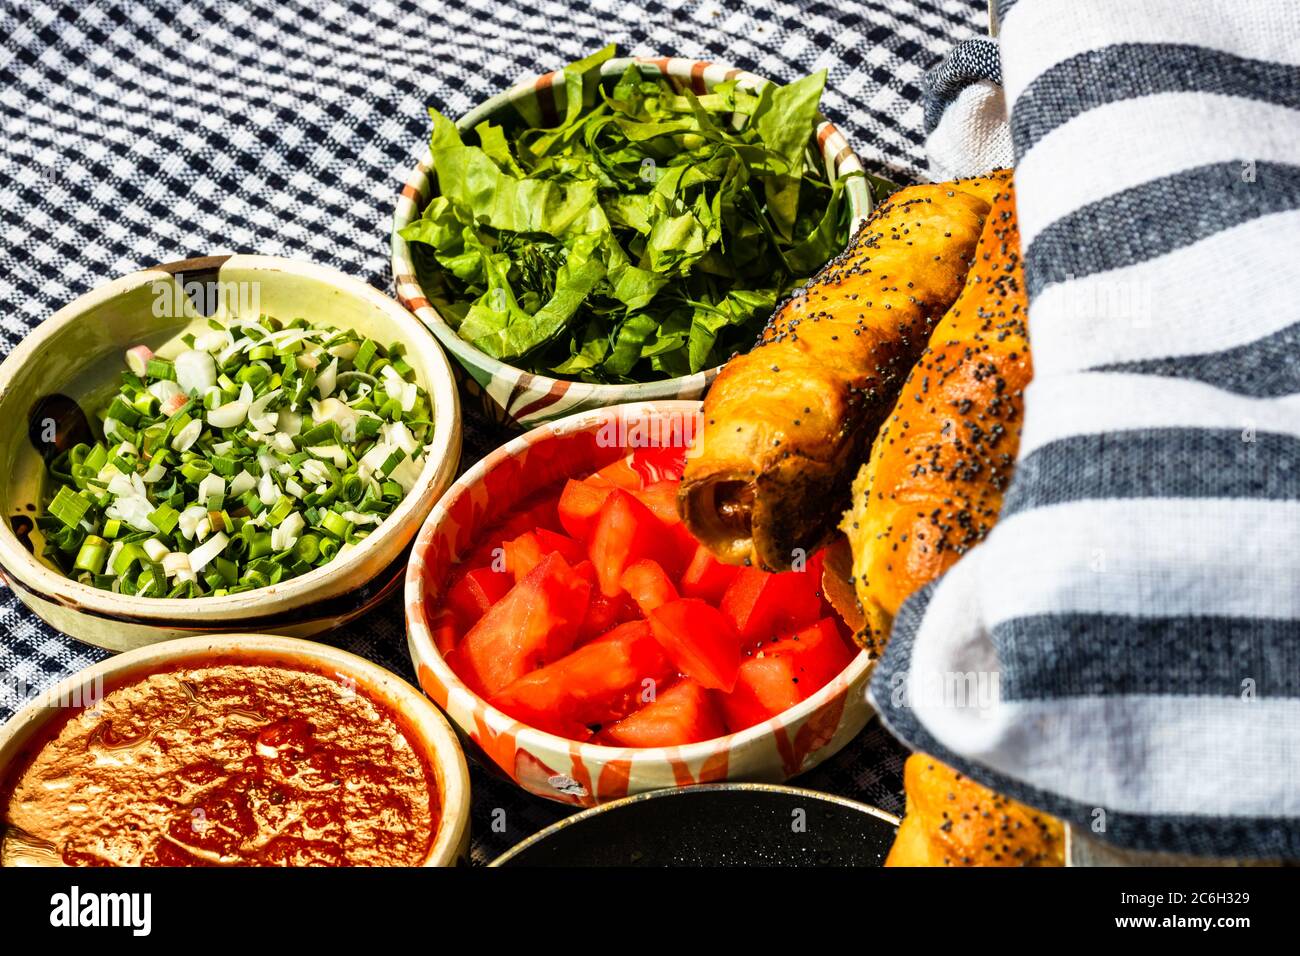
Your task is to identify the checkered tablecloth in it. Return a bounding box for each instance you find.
[0,0,986,864]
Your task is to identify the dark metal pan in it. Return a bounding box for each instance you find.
[491,783,899,867]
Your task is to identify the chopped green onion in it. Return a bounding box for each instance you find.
[294,533,321,564]
[73,535,109,574]
[111,542,144,577]
[211,455,239,476]
[148,504,180,535]
[319,511,351,540]
[180,460,212,482]
[213,555,239,585]
[248,533,273,559]
[83,444,109,473]
[48,486,91,529]
[264,496,294,528]
[145,357,175,380]
[107,397,140,426]
[38,312,433,596]
[341,473,364,501]
[354,339,378,372]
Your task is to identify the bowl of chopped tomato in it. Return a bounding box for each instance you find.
[404,401,875,806]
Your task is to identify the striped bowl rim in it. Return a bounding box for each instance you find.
[390,55,871,425]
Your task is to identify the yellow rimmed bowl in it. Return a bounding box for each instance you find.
[0,633,471,866]
[405,400,875,807]
[0,255,461,651]
[391,55,872,429]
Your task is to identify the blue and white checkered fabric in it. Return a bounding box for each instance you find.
[0,0,988,864]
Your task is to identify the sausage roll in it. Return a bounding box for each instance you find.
[680,172,1010,572]
[841,180,1031,653]
[885,754,1064,867]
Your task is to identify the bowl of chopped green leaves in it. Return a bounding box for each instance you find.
[392,45,872,428]
[0,254,461,651]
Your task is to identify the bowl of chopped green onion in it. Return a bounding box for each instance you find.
[392,45,873,428]
[0,254,461,651]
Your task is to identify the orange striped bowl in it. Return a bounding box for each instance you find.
[404,401,876,807]
[390,56,870,429]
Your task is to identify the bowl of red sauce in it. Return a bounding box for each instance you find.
[404,400,875,806]
[0,634,471,866]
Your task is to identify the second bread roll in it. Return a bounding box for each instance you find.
[841,181,1031,652]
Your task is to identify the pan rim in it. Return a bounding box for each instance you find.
[489,782,900,867]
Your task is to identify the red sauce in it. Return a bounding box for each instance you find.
[1,656,440,866]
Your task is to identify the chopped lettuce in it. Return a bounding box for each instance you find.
[401,44,859,384]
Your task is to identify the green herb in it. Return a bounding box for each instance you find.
[401,44,857,384]
[38,314,434,597]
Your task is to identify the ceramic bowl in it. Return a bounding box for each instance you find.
[0,255,461,651]
[0,633,471,866]
[391,55,871,429]
[405,400,875,807]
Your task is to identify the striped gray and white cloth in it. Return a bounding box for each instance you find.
[921,34,1011,180]
[873,0,1300,858]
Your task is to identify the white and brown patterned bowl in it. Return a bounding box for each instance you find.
[0,255,461,651]
[391,56,871,429]
[405,400,875,807]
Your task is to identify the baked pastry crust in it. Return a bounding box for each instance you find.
[680,173,1011,572]
[841,180,1030,652]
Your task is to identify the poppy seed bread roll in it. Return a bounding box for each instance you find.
[680,172,1010,572]
[840,180,1030,652]
[885,754,1064,867]
[853,183,1061,867]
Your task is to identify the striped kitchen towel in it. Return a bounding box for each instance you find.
[871,0,1300,858]
[922,35,1013,180]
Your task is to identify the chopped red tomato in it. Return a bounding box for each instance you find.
[629,480,680,525]
[647,598,742,692]
[429,607,459,656]
[497,496,563,537]
[721,617,856,732]
[558,477,615,542]
[445,566,513,628]
[625,481,695,573]
[679,543,741,603]
[442,463,851,748]
[619,559,679,615]
[595,456,643,490]
[720,656,800,732]
[629,444,688,485]
[600,679,726,747]
[462,541,499,574]
[463,496,561,570]
[503,528,587,581]
[765,617,856,686]
[577,589,633,643]
[539,528,587,560]
[457,553,591,696]
[720,564,823,644]
[572,558,596,584]
[587,489,676,598]
[570,559,632,642]
[490,621,672,737]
